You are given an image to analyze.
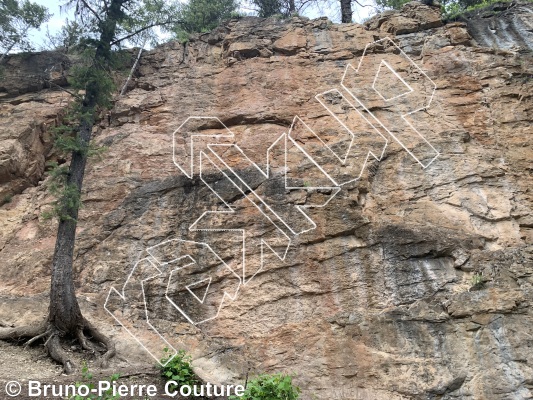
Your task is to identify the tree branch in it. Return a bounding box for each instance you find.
[111,19,180,46]
[78,0,103,24]
[353,0,374,8]
[43,79,83,101]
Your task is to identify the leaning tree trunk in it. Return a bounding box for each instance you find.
[45,119,93,374]
[43,0,123,372]
[0,96,115,375]
[0,27,29,64]
[340,0,353,23]
[0,0,123,374]
[48,120,92,334]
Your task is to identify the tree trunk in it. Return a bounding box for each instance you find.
[48,120,93,333]
[0,0,145,375]
[120,41,145,96]
[288,0,296,14]
[0,27,29,64]
[45,0,123,371]
[340,0,353,23]
[48,0,122,333]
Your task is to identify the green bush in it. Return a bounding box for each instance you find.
[159,348,198,392]
[230,373,300,400]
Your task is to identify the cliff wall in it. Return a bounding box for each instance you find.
[0,2,532,399]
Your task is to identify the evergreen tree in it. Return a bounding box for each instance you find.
[180,0,239,34]
[0,0,181,374]
[0,0,50,62]
[251,0,304,17]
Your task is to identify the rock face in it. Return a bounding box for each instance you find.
[0,51,71,202]
[365,2,443,34]
[1,2,532,399]
[460,1,533,51]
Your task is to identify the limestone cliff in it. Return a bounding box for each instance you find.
[0,2,532,399]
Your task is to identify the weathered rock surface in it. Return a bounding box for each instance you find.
[0,51,70,98]
[1,2,532,399]
[365,2,443,34]
[0,91,68,202]
[460,1,533,51]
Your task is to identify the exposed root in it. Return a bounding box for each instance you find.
[84,319,116,368]
[76,327,103,353]
[24,328,52,349]
[0,317,116,374]
[0,321,47,342]
[46,333,75,375]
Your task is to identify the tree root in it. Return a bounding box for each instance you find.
[0,321,48,342]
[84,318,116,369]
[77,327,99,354]
[24,328,52,349]
[0,317,115,374]
[46,333,75,375]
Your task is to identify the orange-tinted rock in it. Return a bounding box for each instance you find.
[0,3,532,399]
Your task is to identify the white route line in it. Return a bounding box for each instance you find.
[158,239,241,326]
[341,37,440,169]
[172,116,234,179]
[313,89,389,186]
[104,258,178,366]
[372,60,414,102]
[194,150,291,284]
[105,37,442,364]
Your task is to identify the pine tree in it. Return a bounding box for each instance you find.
[0,0,181,373]
[179,0,239,34]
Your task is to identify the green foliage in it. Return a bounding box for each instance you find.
[52,101,107,153]
[252,0,286,17]
[43,19,84,53]
[0,0,50,57]
[70,361,120,400]
[43,161,82,222]
[230,373,301,400]
[117,0,182,48]
[44,100,107,222]
[174,0,239,39]
[376,0,533,19]
[442,1,462,18]
[229,10,248,19]
[174,29,190,43]
[374,0,410,11]
[159,348,198,392]
[470,272,485,290]
[443,0,533,19]
[52,102,97,155]
[64,45,121,110]
[41,0,182,225]
[250,0,307,18]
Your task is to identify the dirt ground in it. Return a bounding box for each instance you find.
[0,340,231,400]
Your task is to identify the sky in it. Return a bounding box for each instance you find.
[27,0,378,51]
[27,0,69,49]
